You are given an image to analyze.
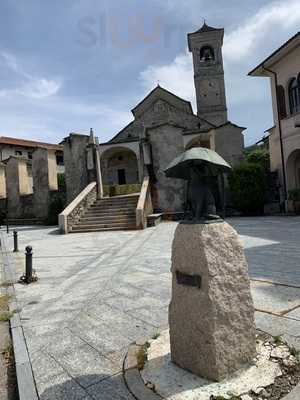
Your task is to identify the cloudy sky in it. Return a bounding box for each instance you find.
[0,0,299,146]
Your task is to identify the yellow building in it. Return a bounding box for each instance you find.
[249,32,300,211]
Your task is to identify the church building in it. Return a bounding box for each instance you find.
[97,23,245,213]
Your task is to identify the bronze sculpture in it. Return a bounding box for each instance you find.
[164,147,231,222]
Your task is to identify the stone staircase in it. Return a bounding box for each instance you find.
[69,193,139,233]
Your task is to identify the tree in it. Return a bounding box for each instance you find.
[228,162,266,215]
[244,147,270,172]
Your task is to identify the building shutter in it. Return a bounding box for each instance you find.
[276,85,287,119]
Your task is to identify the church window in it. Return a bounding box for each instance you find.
[200,46,215,62]
[276,85,286,119]
[289,78,300,114]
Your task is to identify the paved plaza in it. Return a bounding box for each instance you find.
[1,217,300,399]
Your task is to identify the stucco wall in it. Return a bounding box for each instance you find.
[267,46,300,191]
[0,145,31,161]
[0,144,64,175]
[6,157,33,218]
[0,164,6,199]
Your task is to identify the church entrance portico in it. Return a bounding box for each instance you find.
[100,146,140,186]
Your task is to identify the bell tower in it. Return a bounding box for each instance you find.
[188,23,228,126]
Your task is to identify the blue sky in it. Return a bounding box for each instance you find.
[0,0,299,146]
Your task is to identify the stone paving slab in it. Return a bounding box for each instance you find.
[255,311,300,337]
[2,217,300,399]
[286,306,300,321]
[86,374,134,400]
[251,281,300,314]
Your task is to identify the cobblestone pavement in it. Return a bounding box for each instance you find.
[2,217,300,399]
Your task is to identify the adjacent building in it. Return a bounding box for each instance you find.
[249,32,300,208]
[0,136,64,198]
[0,136,64,171]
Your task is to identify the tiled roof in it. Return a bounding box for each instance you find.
[0,136,63,151]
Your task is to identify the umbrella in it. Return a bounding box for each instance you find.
[164,147,232,180]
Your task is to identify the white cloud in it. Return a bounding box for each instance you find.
[18,78,61,99]
[0,52,61,99]
[0,51,131,143]
[139,0,300,120]
[1,52,28,77]
[0,92,132,144]
[223,0,300,62]
[140,50,195,107]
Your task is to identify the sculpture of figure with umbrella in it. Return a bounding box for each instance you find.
[164,147,231,222]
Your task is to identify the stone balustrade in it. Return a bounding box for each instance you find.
[59,181,97,234]
[136,176,153,229]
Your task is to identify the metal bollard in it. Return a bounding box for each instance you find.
[13,230,18,252]
[25,246,33,283]
[6,219,9,234]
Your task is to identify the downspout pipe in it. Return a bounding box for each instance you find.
[262,65,288,212]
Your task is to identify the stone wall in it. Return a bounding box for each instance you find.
[17,194,35,219]
[32,148,58,219]
[0,194,34,220]
[147,124,185,212]
[213,124,244,166]
[110,99,212,145]
[63,134,90,205]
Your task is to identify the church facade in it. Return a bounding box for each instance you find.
[69,23,243,215]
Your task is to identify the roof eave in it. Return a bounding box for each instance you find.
[248,31,300,77]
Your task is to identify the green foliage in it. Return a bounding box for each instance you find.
[0,311,14,322]
[228,162,266,215]
[244,148,270,171]
[273,335,283,345]
[290,346,300,358]
[152,332,160,340]
[0,294,10,309]
[57,174,66,192]
[136,344,148,370]
[103,184,141,197]
[47,193,66,225]
[288,188,300,201]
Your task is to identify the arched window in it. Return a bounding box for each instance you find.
[289,78,300,114]
[276,85,287,119]
[200,46,215,62]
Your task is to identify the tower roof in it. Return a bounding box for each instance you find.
[187,22,224,51]
[189,22,224,35]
